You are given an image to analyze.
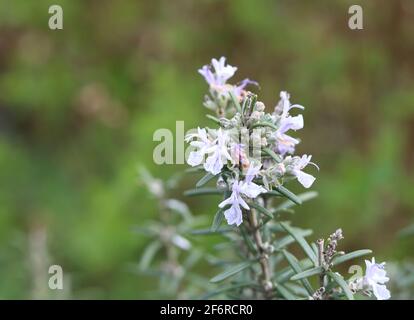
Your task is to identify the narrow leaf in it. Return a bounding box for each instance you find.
[311,242,318,257]
[275,259,313,283]
[276,284,297,300]
[165,199,192,221]
[274,191,318,212]
[274,186,302,205]
[211,208,225,232]
[290,266,323,281]
[229,91,242,113]
[190,227,234,235]
[332,249,372,267]
[139,241,162,271]
[328,271,354,300]
[265,190,283,197]
[196,173,216,188]
[263,147,282,162]
[274,229,313,250]
[206,114,221,125]
[280,222,317,264]
[250,202,273,219]
[282,250,314,295]
[184,188,225,197]
[210,260,255,283]
[240,225,257,254]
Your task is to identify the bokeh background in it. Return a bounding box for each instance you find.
[0,0,413,299]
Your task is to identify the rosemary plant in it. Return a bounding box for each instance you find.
[183,57,391,300]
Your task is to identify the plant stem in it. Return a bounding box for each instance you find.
[248,207,273,299]
[317,238,325,291]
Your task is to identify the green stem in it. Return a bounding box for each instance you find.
[248,206,273,299]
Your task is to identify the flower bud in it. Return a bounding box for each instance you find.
[255,101,265,112]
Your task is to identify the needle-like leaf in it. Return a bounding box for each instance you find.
[210,260,256,283]
[328,271,354,300]
[280,222,317,264]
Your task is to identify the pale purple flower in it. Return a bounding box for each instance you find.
[204,129,232,175]
[290,155,319,188]
[219,180,248,226]
[275,91,304,118]
[233,78,259,97]
[273,91,305,155]
[185,127,212,167]
[198,57,237,87]
[219,164,266,226]
[239,164,267,198]
[363,258,391,300]
[274,114,304,155]
[198,57,257,97]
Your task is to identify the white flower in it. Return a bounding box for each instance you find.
[185,127,212,167]
[275,91,304,118]
[363,258,391,300]
[273,91,305,155]
[289,155,319,188]
[198,57,237,87]
[219,164,267,226]
[204,128,232,175]
[239,163,267,198]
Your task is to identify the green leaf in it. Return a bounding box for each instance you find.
[229,91,242,113]
[264,190,283,197]
[311,242,318,257]
[332,249,372,266]
[276,284,297,300]
[241,97,249,114]
[249,202,274,219]
[206,114,221,125]
[240,225,257,254]
[328,271,354,300]
[262,148,282,162]
[190,227,234,235]
[280,222,317,264]
[290,266,323,281]
[211,208,225,232]
[184,188,225,197]
[275,258,314,283]
[139,241,162,271]
[282,250,314,295]
[196,173,216,188]
[274,229,313,250]
[274,186,302,205]
[274,191,318,212]
[210,260,256,283]
[165,199,192,221]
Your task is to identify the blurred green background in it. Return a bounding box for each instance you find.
[0,0,413,299]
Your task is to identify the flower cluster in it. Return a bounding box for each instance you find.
[350,258,391,300]
[186,57,318,226]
